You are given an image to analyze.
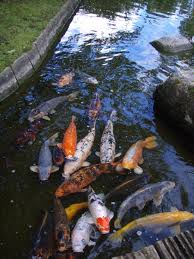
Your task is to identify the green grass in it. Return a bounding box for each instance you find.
[0,0,65,72]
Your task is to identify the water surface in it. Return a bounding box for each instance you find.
[0,0,194,258]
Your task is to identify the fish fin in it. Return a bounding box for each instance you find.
[51,166,59,173]
[116,163,124,172]
[143,136,157,149]
[171,224,181,235]
[50,109,56,114]
[114,218,121,229]
[137,202,146,210]
[51,82,58,86]
[80,188,88,193]
[115,152,122,158]
[95,151,100,157]
[153,193,163,206]
[42,115,51,121]
[170,206,179,212]
[88,240,96,246]
[30,165,39,173]
[108,209,114,220]
[82,161,91,167]
[57,143,63,149]
[62,172,70,180]
[134,166,143,174]
[139,158,144,165]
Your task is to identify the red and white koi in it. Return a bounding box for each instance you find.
[88,186,113,234]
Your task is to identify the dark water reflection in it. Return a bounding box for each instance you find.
[0,0,194,257]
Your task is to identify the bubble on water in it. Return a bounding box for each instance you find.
[28,225,32,229]
[11,169,15,173]
[10,200,14,203]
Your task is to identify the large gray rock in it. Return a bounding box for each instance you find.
[151,36,193,53]
[154,69,194,138]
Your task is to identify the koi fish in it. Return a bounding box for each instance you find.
[117,136,158,174]
[54,198,71,253]
[15,119,43,146]
[88,186,114,234]
[62,124,96,180]
[105,173,150,201]
[72,212,97,253]
[65,202,88,221]
[57,72,75,87]
[114,181,175,229]
[96,110,121,163]
[30,133,59,181]
[87,211,194,259]
[88,93,101,123]
[28,91,79,122]
[55,162,125,197]
[53,146,64,166]
[30,211,54,259]
[77,70,98,85]
[57,116,77,160]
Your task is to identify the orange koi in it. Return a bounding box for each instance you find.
[58,72,75,87]
[117,136,157,174]
[58,116,77,160]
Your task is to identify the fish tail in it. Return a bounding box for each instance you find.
[143,136,157,149]
[87,185,93,195]
[110,110,117,122]
[114,218,122,229]
[47,132,59,146]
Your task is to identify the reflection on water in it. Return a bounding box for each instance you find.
[0,0,194,257]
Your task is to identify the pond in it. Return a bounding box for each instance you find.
[0,0,194,258]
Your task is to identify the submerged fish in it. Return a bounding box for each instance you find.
[65,202,88,221]
[62,124,96,180]
[55,162,125,197]
[57,116,77,160]
[15,119,43,146]
[114,181,175,228]
[30,211,54,259]
[72,212,96,253]
[54,198,71,253]
[117,136,157,174]
[57,72,75,87]
[96,110,121,163]
[28,91,79,122]
[53,146,65,166]
[77,70,98,85]
[88,211,194,259]
[105,173,150,201]
[88,93,101,123]
[88,187,113,234]
[30,133,59,181]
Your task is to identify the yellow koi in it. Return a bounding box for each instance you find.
[65,202,88,221]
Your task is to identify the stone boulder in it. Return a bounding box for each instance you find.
[154,69,194,138]
[151,36,193,53]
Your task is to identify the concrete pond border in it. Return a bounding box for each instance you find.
[0,0,81,102]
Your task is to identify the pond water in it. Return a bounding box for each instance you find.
[0,0,194,258]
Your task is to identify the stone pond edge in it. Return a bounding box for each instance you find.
[0,0,81,103]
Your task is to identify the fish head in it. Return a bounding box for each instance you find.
[56,229,70,252]
[29,109,41,122]
[72,237,86,253]
[96,217,110,234]
[55,187,66,197]
[32,247,50,259]
[122,160,135,170]
[39,166,51,181]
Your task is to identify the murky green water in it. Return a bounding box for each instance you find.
[1,0,194,258]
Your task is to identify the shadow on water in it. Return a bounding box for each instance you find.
[0,0,194,257]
